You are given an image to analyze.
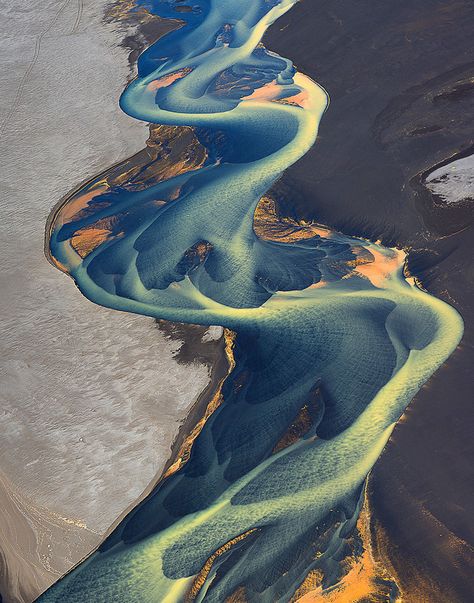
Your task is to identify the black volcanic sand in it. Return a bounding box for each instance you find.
[264,1,473,600]
[156,320,222,366]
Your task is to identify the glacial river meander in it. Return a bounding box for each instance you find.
[39,1,463,601]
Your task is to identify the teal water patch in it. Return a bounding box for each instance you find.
[41,0,463,601]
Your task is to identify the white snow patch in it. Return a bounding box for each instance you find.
[425,154,474,204]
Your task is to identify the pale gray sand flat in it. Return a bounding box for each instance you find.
[0,1,214,600]
[425,154,474,205]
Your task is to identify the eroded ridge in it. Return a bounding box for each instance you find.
[41,0,463,601]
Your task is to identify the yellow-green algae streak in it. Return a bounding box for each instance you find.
[40,0,463,601]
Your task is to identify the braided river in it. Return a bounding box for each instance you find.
[39,1,463,601]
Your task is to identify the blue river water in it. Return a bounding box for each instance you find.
[40,0,463,601]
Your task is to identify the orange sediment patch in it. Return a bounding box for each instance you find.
[48,125,209,271]
[293,492,400,603]
[58,185,109,225]
[278,90,310,108]
[147,68,192,91]
[241,79,309,108]
[253,196,331,242]
[242,79,280,102]
[71,227,123,258]
[356,248,405,288]
[70,215,123,258]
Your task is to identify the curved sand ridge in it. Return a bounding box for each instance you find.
[41,0,463,601]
